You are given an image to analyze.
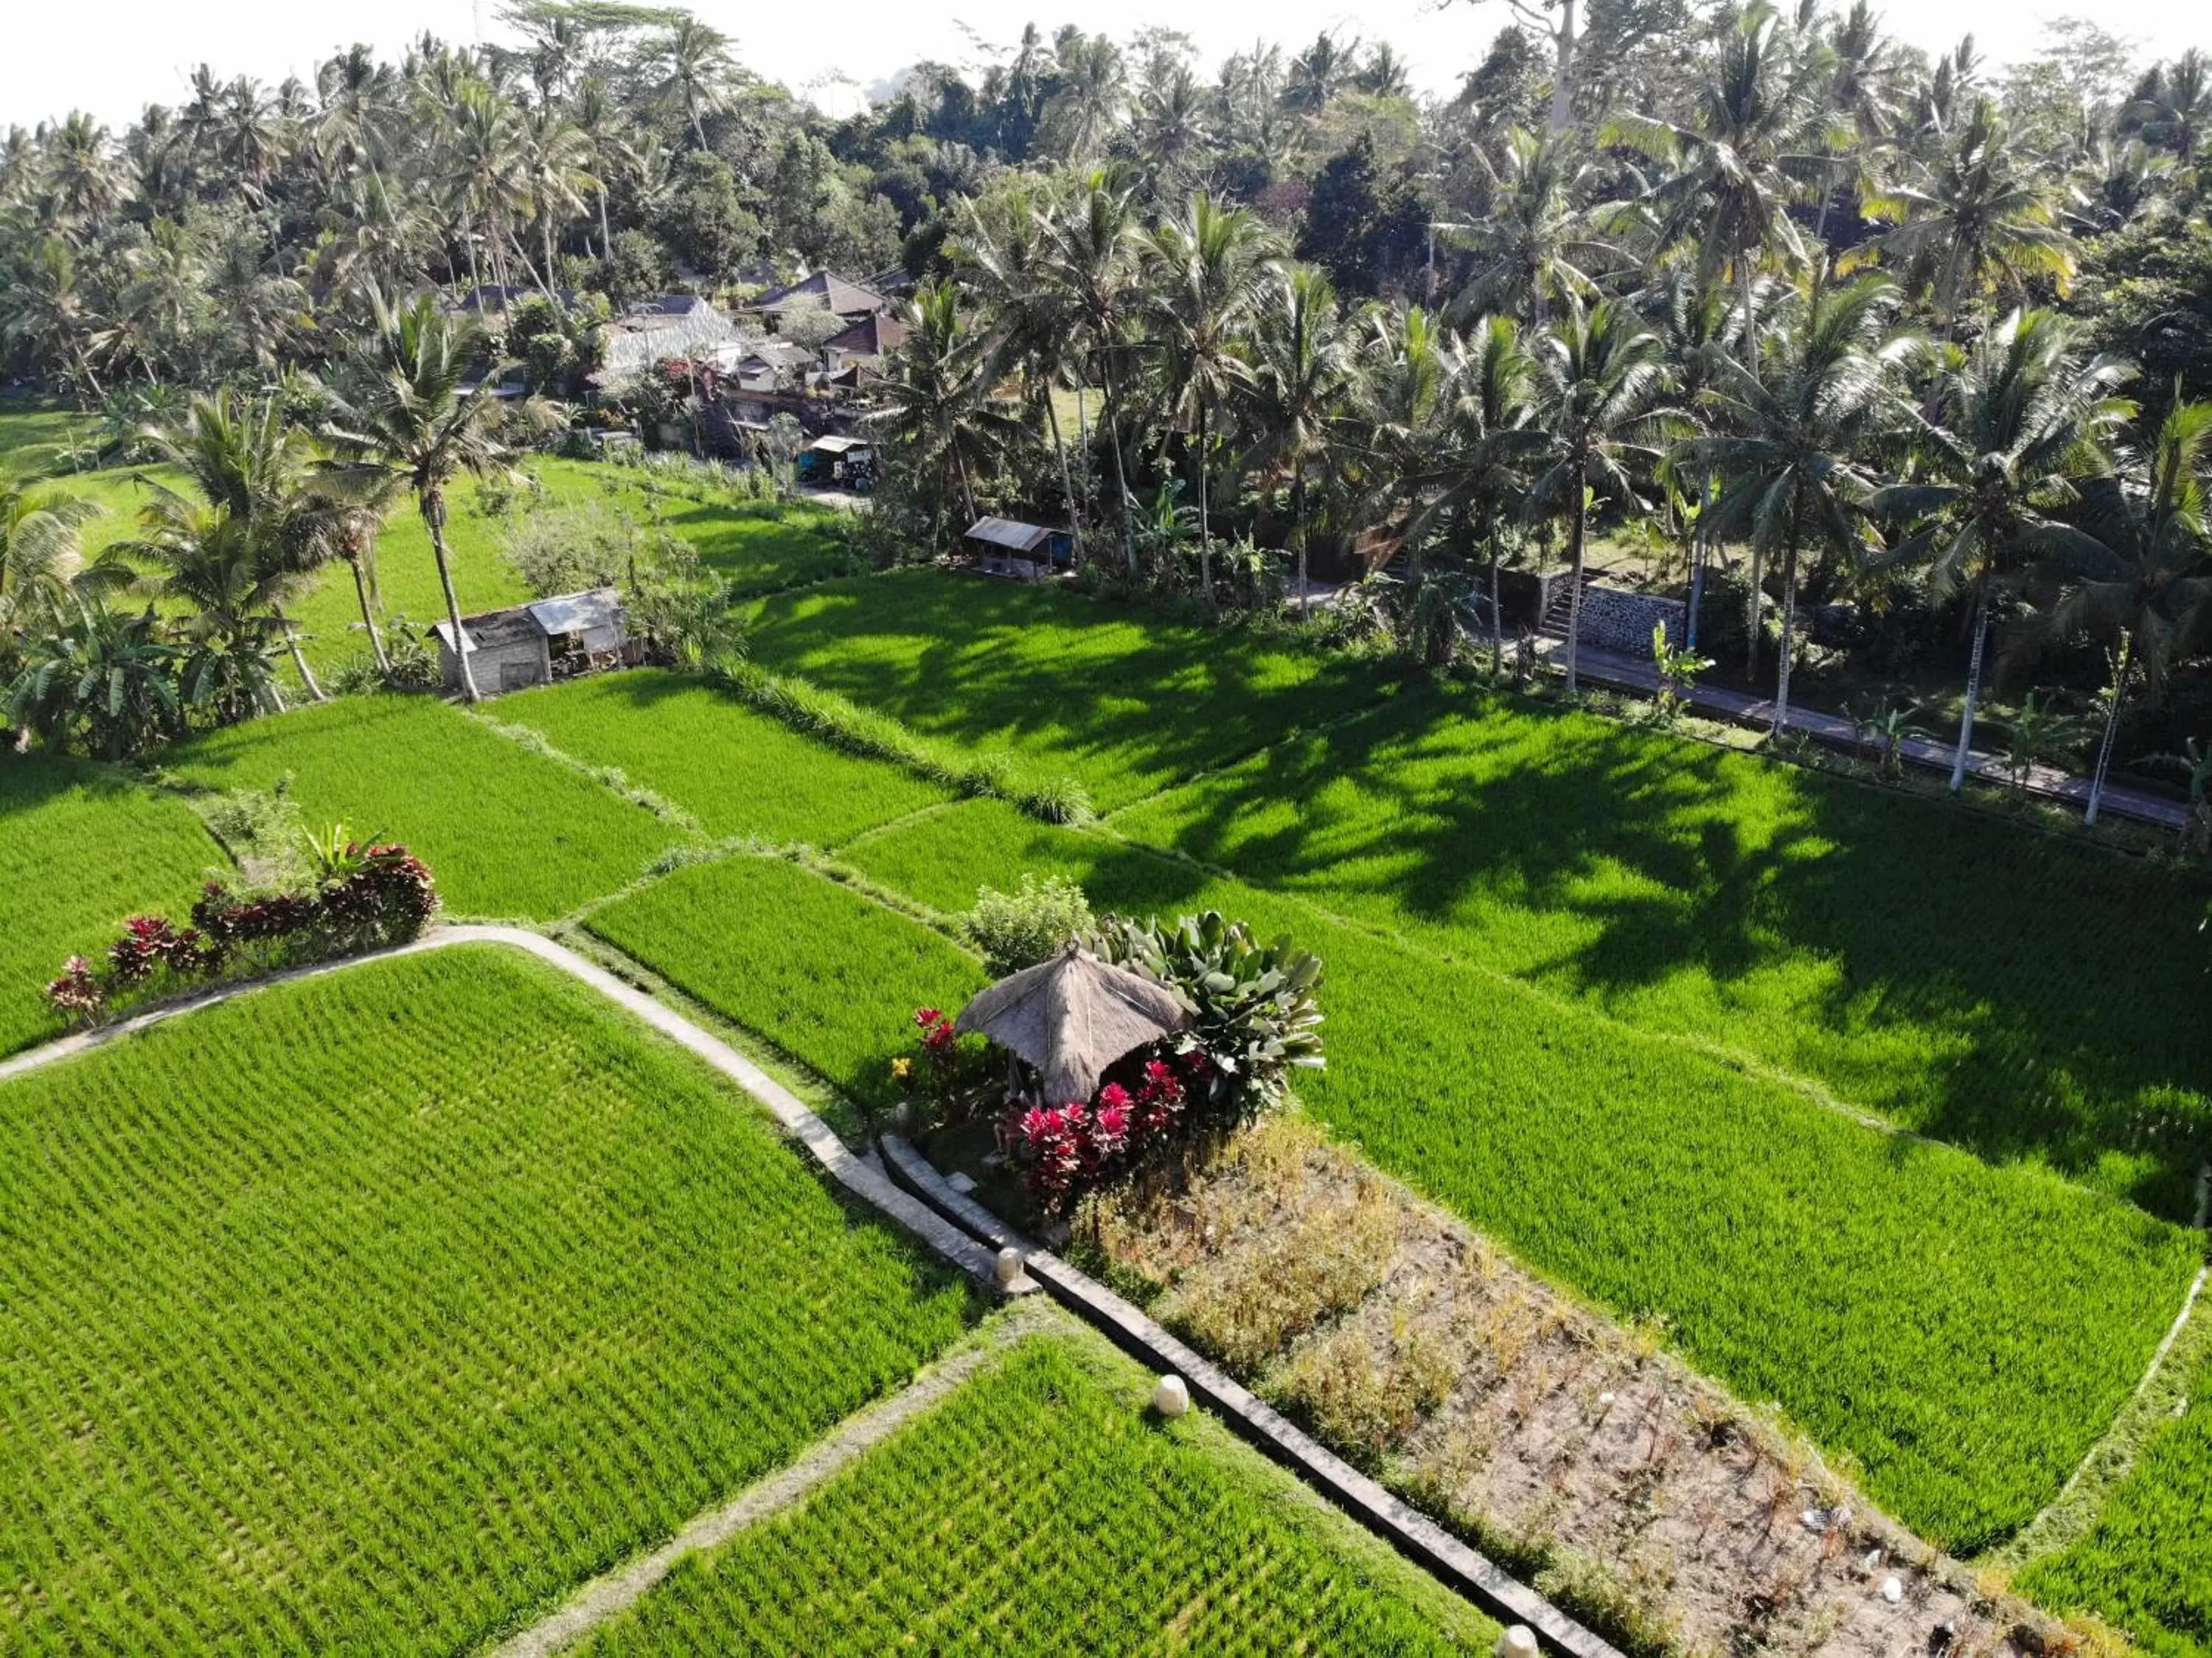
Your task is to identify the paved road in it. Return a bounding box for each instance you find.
[1533,635,2189,830]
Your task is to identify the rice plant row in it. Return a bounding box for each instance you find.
[0,946,973,1653]
[0,754,221,1055]
[496,669,952,846]
[585,851,987,1138]
[832,798,2203,1553]
[745,569,1402,811]
[582,1330,1498,1657]
[1113,681,2212,1220]
[161,696,686,921]
[2015,1335,2212,1655]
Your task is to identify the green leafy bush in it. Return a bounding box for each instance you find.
[1085,908,1326,1128]
[963,874,1094,976]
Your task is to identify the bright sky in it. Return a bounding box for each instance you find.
[2,0,2205,130]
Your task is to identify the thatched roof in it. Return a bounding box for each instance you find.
[955,944,1187,1106]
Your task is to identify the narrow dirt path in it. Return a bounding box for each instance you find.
[489,1302,1057,1658]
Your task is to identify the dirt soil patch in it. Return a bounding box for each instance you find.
[1081,1115,2069,1658]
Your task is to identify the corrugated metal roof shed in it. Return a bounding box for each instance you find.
[964,517,1056,553]
[808,434,871,454]
[431,608,543,653]
[526,587,625,636]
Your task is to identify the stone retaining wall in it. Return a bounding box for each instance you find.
[1575,583,1685,653]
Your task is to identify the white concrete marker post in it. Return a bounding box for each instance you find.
[1496,1626,1540,1658]
[1152,1374,1190,1418]
[993,1246,1024,1289]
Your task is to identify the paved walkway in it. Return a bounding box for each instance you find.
[0,926,1011,1289]
[1533,635,2188,830]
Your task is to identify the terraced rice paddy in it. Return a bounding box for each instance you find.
[748,571,1398,810]
[1112,683,2212,1217]
[498,669,948,844]
[2017,1332,2212,1656]
[581,1328,1497,1657]
[0,946,973,1653]
[162,696,684,919]
[588,852,984,1132]
[0,755,220,1055]
[836,797,2203,1551]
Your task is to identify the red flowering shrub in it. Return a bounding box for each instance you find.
[46,836,439,1027]
[1011,1050,1201,1214]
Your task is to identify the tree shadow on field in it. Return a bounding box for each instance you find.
[747,571,1402,809]
[1126,681,2212,1222]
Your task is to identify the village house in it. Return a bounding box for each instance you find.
[428,589,633,695]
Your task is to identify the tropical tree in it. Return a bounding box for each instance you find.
[650,17,734,150]
[7,601,184,760]
[1526,296,1673,692]
[1147,192,1279,601]
[319,291,512,702]
[2011,400,2212,823]
[1676,273,1906,734]
[1444,128,1615,326]
[869,280,1022,540]
[1608,6,1820,380]
[1862,100,2076,332]
[1415,314,1544,671]
[1240,263,1355,617]
[1865,308,2135,789]
[138,389,332,700]
[1044,170,1147,574]
[961,187,1084,542]
[0,485,116,670]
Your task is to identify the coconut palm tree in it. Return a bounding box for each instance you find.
[446,82,528,298]
[127,498,300,721]
[1676,273,1907,735]
[961,187,1084,544]
[318,291,512,703]
[1445,128,1616,327]
[1043,170,1147,575]
[650,17,734,150]
[1865,308,2135,791]
[1419,315,1545,672]
[0,485,122,673]
[1241,263,1355,618]
[1862,100,2076,333]
[1607,6,1819,382]
[1147,192,1280,603]
[138,390,334,700]
[517,107,597,296]
[871,280,1023,541]
[1526,297,1674,692]
[2012,401,2212,824]
[2124,49,2212,173]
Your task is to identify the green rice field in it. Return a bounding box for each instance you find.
[27,458,850,681]
[2017,1331,2212,1655]
[747,570,1399,810]
[836,797,2203,1552]
[498,669,949,844]
[582,1328,1498,1657]
[0,945,973,1653]
[162,696,684,919]
[588,853,985,1131]
[1111,682,2212,1217]
[0,755,220,1055]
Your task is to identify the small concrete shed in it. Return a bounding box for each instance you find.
[430,587,630,694]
